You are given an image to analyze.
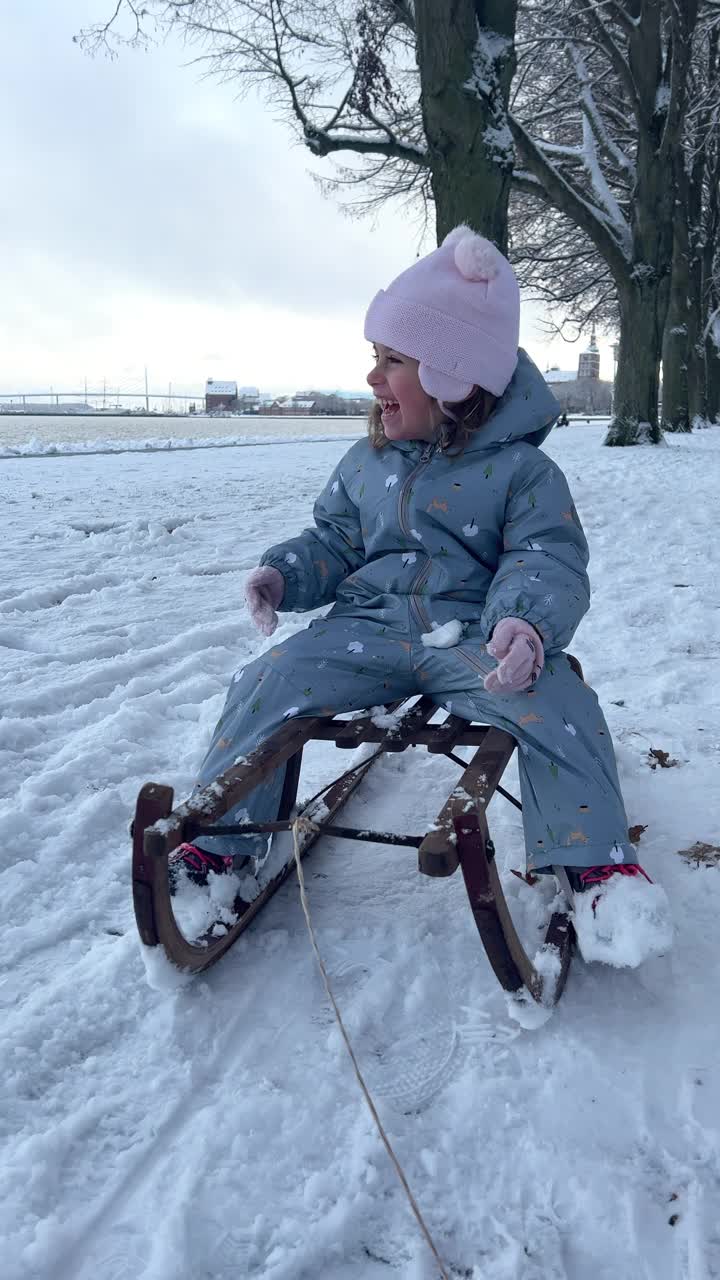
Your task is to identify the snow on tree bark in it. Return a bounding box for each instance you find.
[509,0,700,447]
[662,17,720,434]
[414,1,518,247]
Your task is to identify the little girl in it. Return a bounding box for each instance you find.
[173,226,672,968]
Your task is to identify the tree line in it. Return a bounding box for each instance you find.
[81,0,720,446]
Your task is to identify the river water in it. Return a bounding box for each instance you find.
[0,413,366,454]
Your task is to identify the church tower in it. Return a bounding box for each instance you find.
[578,326,600,380]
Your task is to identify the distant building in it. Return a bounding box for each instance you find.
[264,397,315,416]
[578,328,601,380]
[256,391,372,417]
[237,386,260,412]
[205,379,238,412]
[309,391,372,416]
[543,327,611,415]
[295,390,373,415]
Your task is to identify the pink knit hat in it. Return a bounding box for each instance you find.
[364,224,520,400]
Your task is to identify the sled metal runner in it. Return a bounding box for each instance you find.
[133,666,584,1002]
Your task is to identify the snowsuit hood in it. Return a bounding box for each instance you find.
[459,348,561,451]
[261,350,588,656]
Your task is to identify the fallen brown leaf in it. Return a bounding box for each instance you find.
[648,747,679,770]
[677,841,720,868]
[510,869,539,886]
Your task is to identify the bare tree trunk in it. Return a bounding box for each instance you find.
[702,252,717,422]
[705,328,720,422]
[662,18,718,436]
[661,158,692,433]
[701,154,720,421]
[609,280,665,444]
[686,243,706,426]
[661,298,691,433]
[700,259,720,423]
[414,0,517,247]
[694,28,720,426]
[604,4,673,446]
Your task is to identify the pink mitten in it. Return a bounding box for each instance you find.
[484,617,544,694]
[245,566,285,637]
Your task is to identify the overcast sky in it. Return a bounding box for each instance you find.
[2,0,614,399]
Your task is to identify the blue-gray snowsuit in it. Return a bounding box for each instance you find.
[196,351,632,871]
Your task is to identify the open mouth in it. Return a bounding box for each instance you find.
[380,398,400,420]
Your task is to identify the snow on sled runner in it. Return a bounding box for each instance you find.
[132,656,589,1006]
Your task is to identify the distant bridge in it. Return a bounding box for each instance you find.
[0,391,198,409]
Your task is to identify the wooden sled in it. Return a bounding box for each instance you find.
[133,656,585,1005]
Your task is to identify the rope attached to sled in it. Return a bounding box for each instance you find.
[291,816,451,1280]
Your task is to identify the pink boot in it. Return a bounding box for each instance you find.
[565,864,673,968]
[168,843,234,892]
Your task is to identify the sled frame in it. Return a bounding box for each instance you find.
[133,659,584,1002]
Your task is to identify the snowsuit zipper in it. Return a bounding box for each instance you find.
[397,443,489,671]
[397,445,437,633]
[397,443,435,536]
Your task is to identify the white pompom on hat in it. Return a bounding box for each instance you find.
[364,224,520,400]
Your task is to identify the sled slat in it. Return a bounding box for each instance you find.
[333,714,383,749]
[426,714,483,754]
[333,697,436,749]
[382,696,437,751]
[309,723,490,746]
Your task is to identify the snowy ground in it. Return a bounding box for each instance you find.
[3,423,720,1280]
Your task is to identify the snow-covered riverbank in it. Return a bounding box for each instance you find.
[0,413,366,456]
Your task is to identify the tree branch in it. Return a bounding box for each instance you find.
[303,124,427,163]
[511,168,553,198]
[581,1,640,110]
[508,111,630,278]
[567,41,635,175]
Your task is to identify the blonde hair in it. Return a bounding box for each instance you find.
[367,386,498,454]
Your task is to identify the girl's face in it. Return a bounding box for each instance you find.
[367,344,445,442]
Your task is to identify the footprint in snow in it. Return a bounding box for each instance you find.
[90,1247,151,1280]
[361,1012,460,1111]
